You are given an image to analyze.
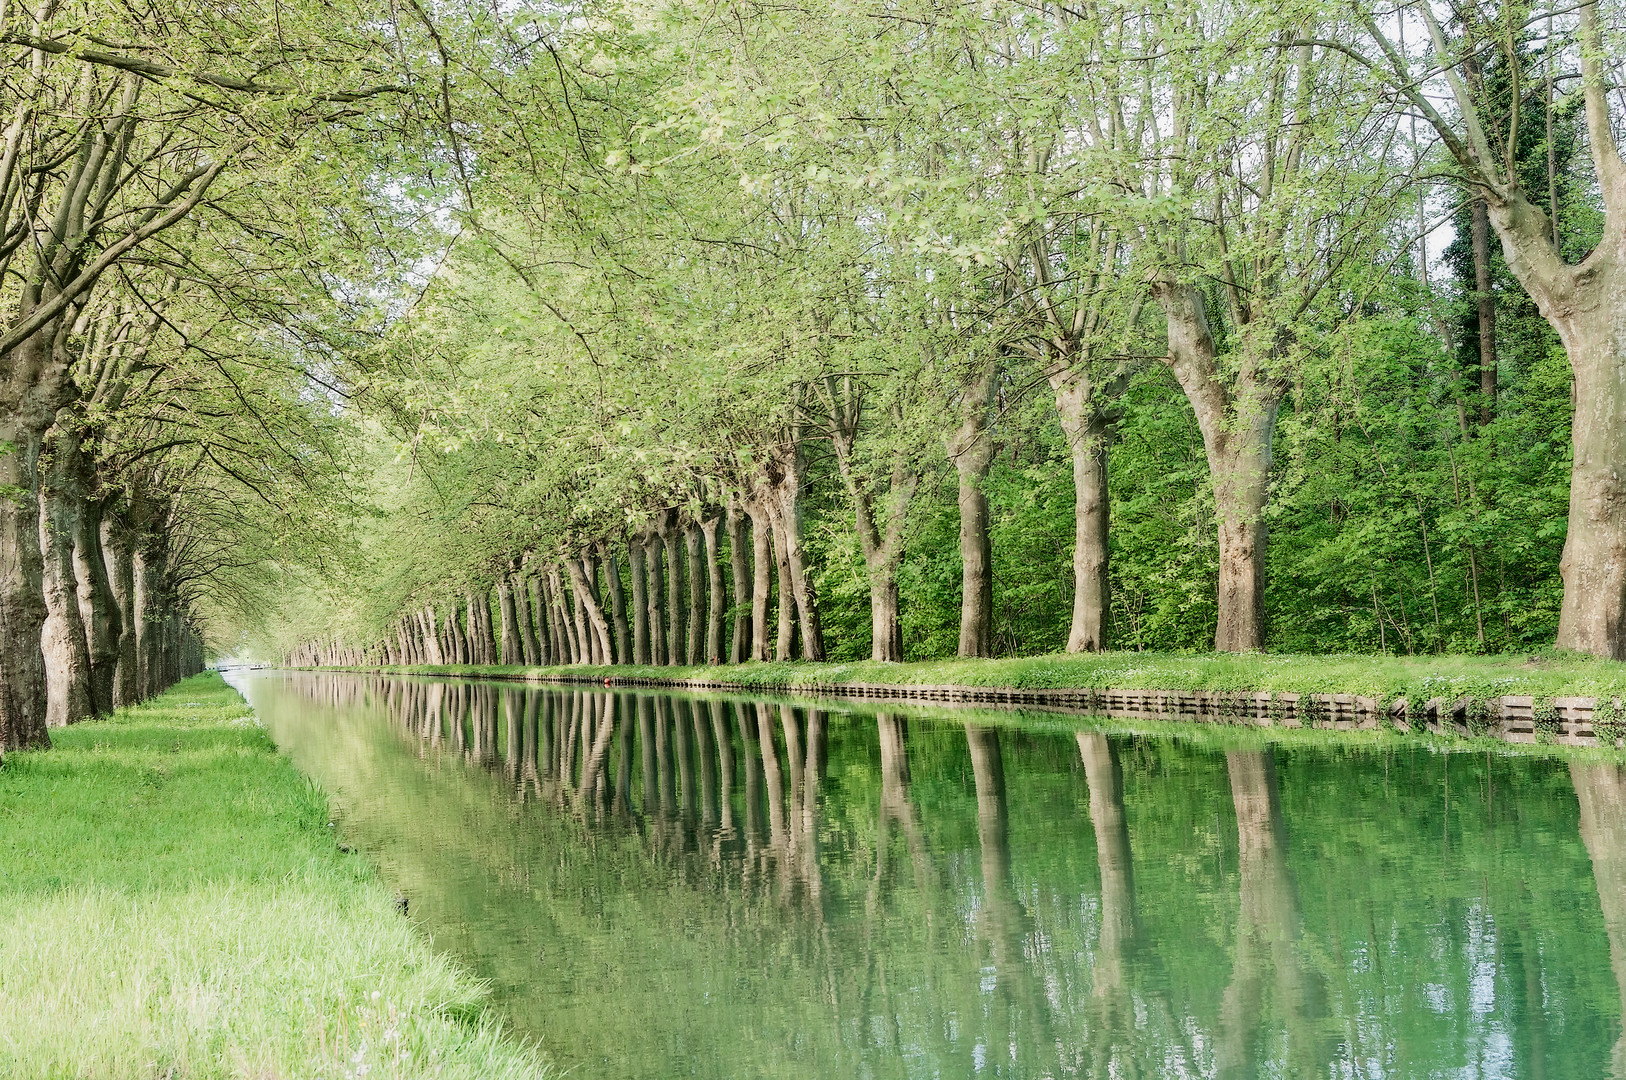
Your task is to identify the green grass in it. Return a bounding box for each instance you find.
[323,648,1626,711]
[0,673,548,1080]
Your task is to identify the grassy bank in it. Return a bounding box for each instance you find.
[0,673,547,1079]
[317,649,1626,710]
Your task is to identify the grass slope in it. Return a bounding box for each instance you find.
[0,672,548,1080]
[330,649,1626,710]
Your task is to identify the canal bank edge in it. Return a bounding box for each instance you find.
[286,652,1626,750]
[0,671,550,1079]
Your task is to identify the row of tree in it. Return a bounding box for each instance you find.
[0,0,431,749]
[277,0,1626,670]
[289,504,824,669]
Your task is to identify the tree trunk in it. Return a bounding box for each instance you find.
[497,577,521,665]
[686,520,706,665]
[1540,276,1626,656]
[743,496,773,661]
[726,501,751,663]
[527,577,551,665]
[134,542,167,700]
[1155,280,1278,652]
[768,448,825,661]
[548,569,579,664]
[468,590,494,665]
[101,512,138,708]
[702,517,725,664]
[39,442,93,726]
[516,582,539,665]
[75,497,121,715]
[602,542,630,663]
[0,315,76,749]
[826,386,918,662]
[663,517,687,665]
[1053,368,1111,653]
[450,602,470,664]
[565,563,594,663]
[629,536,652,664]
[946,365,997,658]
[770,506,794,660]
[568,557,614,666]
[584,551,613,662]
[0,432,49,745]
[645,531,668,665]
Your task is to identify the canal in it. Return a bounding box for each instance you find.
[231,670,1626,1078]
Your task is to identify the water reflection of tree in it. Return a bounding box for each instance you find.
[964,724,1057,1074]
[1220,749,1332,1079]
[1077,732,1137,1077]
[1572,762,1626,1079]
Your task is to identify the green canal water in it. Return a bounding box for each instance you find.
[232,670,1626,1079]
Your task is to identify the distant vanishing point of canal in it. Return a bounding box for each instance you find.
[230,670,1626,1079]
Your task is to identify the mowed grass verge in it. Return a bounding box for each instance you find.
[0,672,547,1080]
[325,648,1626,711]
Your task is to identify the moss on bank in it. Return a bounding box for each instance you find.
[314,649,1626,712]
[0,672,548,1079]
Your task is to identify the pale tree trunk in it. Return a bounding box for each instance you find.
[1543,264,1626,655]
[134,542,167,701]
[0,420,51,747]
[403,616,420,664]
[702,516,725,664]
[685,521,705,665]
[101,512,138,708]
[743,496,773,661]
[770,503,794,660]
[568,556,614,665]
[662,515,687,665]
[74,493,121,715]
[39,441,92,726]
[516,584,539,665]
[565,563,595,664]
[768,444,825,661]
[547,569,579,664]
[469,590,497,665]
[555,568,583,664]
[1053,367,1112,652]
[726,501,751,663]
[497,576,521,665]
[646,531,668,665]
[1154,280,1279,652]
[825,380,918,662]
[417,608,439,664]
[601,542,630,663]
[629,535,652,664]
[480,588,500,664]
[584,551,613,662]
[449,603,470,664]
[528,577,551,665]
[945,364,997,658]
